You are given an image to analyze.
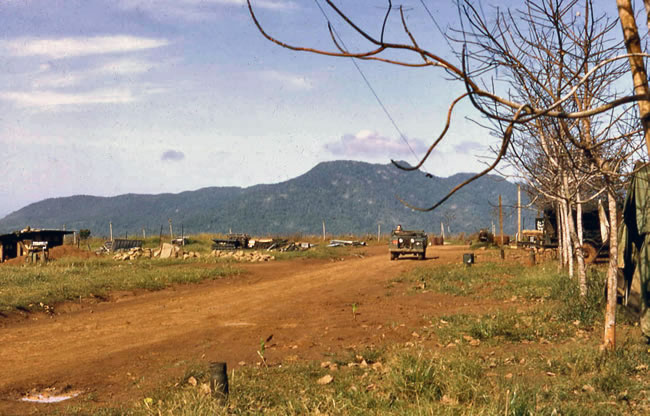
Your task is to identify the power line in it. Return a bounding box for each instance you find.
[312,0,420,165]
[418,0,454,52]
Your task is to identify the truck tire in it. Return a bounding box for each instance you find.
[390,252,398,261]
[420,252,426,260]
[582,241,598,264]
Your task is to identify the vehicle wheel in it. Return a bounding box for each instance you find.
[582,242,598,264]
[390,252,398,261]
[420,252,426,260]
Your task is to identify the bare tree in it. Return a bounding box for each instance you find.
[247,0,650,349]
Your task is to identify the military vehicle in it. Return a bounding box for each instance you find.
[389,228,427,260]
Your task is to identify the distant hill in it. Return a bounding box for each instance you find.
[0,160,534,237]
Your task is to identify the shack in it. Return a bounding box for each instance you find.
[0,228,74,262]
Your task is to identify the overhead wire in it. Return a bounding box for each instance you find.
[312,0,421,166]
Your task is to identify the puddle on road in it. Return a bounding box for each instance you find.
[20,388,81,403]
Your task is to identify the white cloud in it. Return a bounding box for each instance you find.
[325,130,429,158]
[2,36,169,59]
[31,73,80,89]
[0,89,135,107]
[116,0,297,21]
[260,70,313,90]
[98,58,155,75]
[30,58,157,89]
[216,0,297,10]
[452,140,487,155]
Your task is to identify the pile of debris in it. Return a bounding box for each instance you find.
[327,239,366,248]
[275,241,316,252]
[209,250,275,262]
[112,243,202,261]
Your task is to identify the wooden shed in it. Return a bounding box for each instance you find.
[0,229,73,262]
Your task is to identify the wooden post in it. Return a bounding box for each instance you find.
[159,225,163,248]
[517,185,521,243]
[322,220,326,241]
[209,362,229,401]
[142,227,146,239]
[499,195,504,246]
[109,221,113,242]
[168,219,173,240]
[377,224,381,241]
[440,222,445,239]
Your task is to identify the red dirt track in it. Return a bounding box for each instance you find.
[0,245,500,413]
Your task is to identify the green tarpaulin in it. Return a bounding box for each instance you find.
[619,164,650,339]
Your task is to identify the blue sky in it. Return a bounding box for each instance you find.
[0,0,623,217]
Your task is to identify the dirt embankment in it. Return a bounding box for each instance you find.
[2,245,96,266]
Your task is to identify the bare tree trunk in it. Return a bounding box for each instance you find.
[577,191,584,246]
[557,202,565,271]
[560,199,574,277]
[575,190,587,296]
[562,200,573,278]
[617,0,650,152]
[567,204,587,295]
[603,189,619,350]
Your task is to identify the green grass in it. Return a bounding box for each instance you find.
[0,257,240,313]
[16,249,650,415]
[61,340,650,415]
[397,262,528,298]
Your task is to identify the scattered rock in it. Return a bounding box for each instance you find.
[210,250,275,262]
[441,394,459,405]
[199,383,211,395]
[317,374,334,385]
[582,384,595,393]
[187,376,197,386]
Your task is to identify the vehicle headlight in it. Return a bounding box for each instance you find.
[398,238,403,243]
[410,238,415,243]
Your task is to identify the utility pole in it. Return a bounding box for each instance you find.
[168,219,173,240]
[142,227,146,239]
[109,221,113,242]
[322,220,326,241]
[517,185,521,243]
[499,195,504,259]
[377,223,381,241]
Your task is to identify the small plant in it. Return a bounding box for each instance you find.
[257,334,273,368]
[352,303,358,320]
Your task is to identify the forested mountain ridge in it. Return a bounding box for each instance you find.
[0,160,533,236]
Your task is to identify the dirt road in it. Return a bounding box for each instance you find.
[0,245,498,413]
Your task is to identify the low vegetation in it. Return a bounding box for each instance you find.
[0,238,367,314]
[55,253,650,415]
[0,257,240,313]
